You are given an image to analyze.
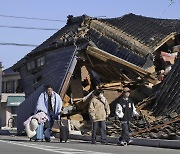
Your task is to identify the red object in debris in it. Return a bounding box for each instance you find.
[161,75,165,81]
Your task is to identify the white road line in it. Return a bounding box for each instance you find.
[0,140,112,154]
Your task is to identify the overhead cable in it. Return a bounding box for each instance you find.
[0,25,59,31]
[0,43,37,47]
[0,14,66,22]
[162,0,180,15]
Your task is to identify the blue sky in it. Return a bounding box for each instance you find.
[0,0,180,70]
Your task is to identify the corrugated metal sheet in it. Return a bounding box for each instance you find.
[152,54,180,116]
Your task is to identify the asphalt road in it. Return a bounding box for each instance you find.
[0,136,179,154]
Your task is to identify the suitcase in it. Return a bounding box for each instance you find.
[59,123,69,143]
[30,123,44,141]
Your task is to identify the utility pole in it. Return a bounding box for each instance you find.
[0,62,2,129]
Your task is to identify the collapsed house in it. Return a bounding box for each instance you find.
[13,13,180,139]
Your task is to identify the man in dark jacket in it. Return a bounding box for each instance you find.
[115,87,139,146]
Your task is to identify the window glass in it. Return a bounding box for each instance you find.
[37,57,45,67]
[2,81,4,93]
[6,81,14,93]
[27,61,35,70]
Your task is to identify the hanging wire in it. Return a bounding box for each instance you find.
[0,43,37,47]
[0,25,59,31]
[162,0,180,15]
[0,14,66,22]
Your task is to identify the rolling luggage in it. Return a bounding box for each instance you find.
[30,123,44,141]
[59,122,69,143]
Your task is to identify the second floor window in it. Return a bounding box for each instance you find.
[26,57,45,71]
[37,57,45,67]
[27,61,35,70]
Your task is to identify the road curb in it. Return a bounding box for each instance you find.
[1,129,180,149]
[69,134,180,149]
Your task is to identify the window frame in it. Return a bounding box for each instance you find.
[26,60,36,71]
[6,80,15,93]
[37,56,45,67]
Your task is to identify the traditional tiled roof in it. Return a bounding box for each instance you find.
[29,24,79,55]
[101,13,180,50]
[88,27,147,67]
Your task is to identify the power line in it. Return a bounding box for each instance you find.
[0,25,59,31]
[0,43,37,47]
[162,0,175,14]
[0,14,66,22]
[162,0,180,15]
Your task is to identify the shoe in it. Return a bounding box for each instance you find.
[120,141,127,146]
[128,139,133,144]
[101,141,108,145]
[45,137,51,142]
[91,141,96,144]
[50,136,55,139]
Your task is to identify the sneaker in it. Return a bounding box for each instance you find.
[128,139,133,144]
[45,137,51,142]
[50,136,55,139]
[91,141,97,144]
[120,141,127,146]
[101,141,108,145]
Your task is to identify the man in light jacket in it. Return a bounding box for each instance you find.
[35,84,62,142]
[115,87,139,146]
[89,89,110,144]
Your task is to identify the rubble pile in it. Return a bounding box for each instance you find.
[131,114,180,140]
[63,113,180,140]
